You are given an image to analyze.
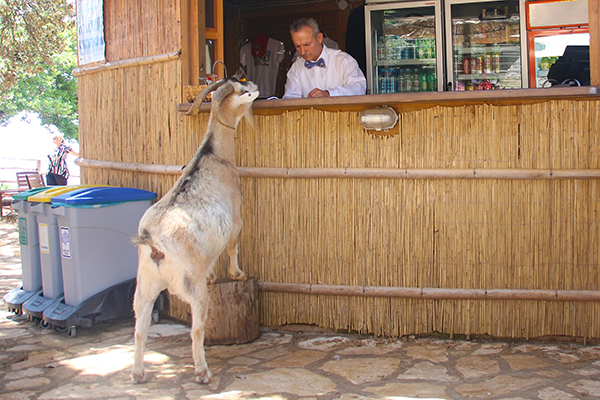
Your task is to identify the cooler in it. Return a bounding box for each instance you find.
[3,187,53,316]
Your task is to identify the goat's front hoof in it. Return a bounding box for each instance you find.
[229,270,247,281]
[195,368,212,384]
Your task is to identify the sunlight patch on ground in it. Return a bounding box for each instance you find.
[60,346,169,375]
[200,392,288,400]
[387,397,448,400]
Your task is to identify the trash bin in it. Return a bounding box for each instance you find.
[3,187,53,316]
[49,186,157,306]
[41,187,156,336]
[22,185,104,320]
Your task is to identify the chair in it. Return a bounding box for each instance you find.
[16,171,45,190]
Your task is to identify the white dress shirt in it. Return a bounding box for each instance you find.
[283,45,366,99]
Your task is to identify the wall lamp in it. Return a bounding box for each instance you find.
[359,106,398,132]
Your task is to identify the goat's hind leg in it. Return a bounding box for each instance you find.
[131,252,166,383]
[188,284,212,383]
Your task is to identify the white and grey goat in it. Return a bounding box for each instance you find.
[131,78,259,384]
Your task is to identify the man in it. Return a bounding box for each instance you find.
[283,18,366,99]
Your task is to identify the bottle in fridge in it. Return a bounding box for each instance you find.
[445,0,528,91]
[365,0,444,94]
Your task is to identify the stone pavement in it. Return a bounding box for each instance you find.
[1,217,600,400]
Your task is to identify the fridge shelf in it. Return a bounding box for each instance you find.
[456,45,520,54]
[457,73,501,79]
[376,59,436,67]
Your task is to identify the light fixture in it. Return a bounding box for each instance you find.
[337,0,348,10]
[359,106,398,132]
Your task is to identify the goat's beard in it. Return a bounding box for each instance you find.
[243,105,254,129]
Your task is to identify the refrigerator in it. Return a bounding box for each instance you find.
[526,0,589,88]
[365,0,528,93]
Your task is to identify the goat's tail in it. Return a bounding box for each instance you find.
[132,229,154,247]
[132,229,166,264]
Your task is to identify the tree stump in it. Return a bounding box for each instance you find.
[204,277,260,345]
[163,277,260,345]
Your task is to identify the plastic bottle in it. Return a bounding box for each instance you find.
[540,57,550,70]
[427,72,436,91]
[412,69,420,92]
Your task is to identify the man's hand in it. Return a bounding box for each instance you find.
[308,88,330,98]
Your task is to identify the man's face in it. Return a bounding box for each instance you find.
[291,26,323,62]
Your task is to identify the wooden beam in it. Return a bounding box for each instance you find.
[590,0,600,86]
[181,0,206,86]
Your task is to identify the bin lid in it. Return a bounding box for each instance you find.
[27,185,106,203]
[12,186,53,201]
[50,187,157,207]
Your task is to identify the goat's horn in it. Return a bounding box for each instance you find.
[186,79,230,116]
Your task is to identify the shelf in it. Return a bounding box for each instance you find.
[455,45,520,54]
[376,59,436,67]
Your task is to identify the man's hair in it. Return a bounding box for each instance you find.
[290,18,320,37]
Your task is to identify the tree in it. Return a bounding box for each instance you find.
[0,0,78,139]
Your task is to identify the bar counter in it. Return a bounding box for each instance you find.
[178,86,600,114]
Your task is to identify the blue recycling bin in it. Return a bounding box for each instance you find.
[48,187,157,307]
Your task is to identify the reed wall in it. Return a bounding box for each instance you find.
[78,69,600,339]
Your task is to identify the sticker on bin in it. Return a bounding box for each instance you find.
[60,227,71,259]
[18,218,28,245]
[50,187,157,208]
[39,224,49,254]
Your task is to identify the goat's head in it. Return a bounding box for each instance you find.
[186,79,259,128]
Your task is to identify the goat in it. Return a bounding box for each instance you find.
[131,78,259,384]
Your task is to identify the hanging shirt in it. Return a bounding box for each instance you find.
[240,36,285,98]
[283,45,366,99]
[47,143,73,178]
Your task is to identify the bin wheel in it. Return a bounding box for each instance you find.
[67,327,77,338]
[14,308,22,317]
[152,310,160,324]
[40,320,50,329]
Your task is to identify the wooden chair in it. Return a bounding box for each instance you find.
[16,171,45,190]
[1,172,46,218]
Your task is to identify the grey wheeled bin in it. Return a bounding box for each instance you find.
[3,187,52,317]
[22,186,98,322]
[42,186,156,336]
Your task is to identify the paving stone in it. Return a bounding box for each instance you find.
[501,354,553,370]
[247,345,293,359]
[228,355,261,366]
[364,381,448,398]
[298,335,351,351]
[263,349,327,368]
[11,350,65,371]
[472,343,508,355]
[538,387,580,400]
[337,338,402,356]
[398,361,460,382]
[545,352,581,364]
[320,356,402,385]
[224,368,337,396]
[0,391,37,400]
[403,344,448,363]
[567,379,600,396]
[4,377,51,390]
[4,367,44,380]
[455,355,501,378]
[455,375,544,398]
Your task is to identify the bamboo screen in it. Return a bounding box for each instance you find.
[78,68,600,339]
[102,0,180,62]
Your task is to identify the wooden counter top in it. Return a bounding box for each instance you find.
[177,86,600,115]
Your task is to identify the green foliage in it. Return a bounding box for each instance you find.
[0,0,78,139]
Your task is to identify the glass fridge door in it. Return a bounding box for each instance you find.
[445,0,527,91]
[528,30,589,88]
[365,0,444,94]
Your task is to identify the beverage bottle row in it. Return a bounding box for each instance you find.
[377,36,436,61]
[378,68,437,94]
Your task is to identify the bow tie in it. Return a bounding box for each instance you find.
[304,58,326,69]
